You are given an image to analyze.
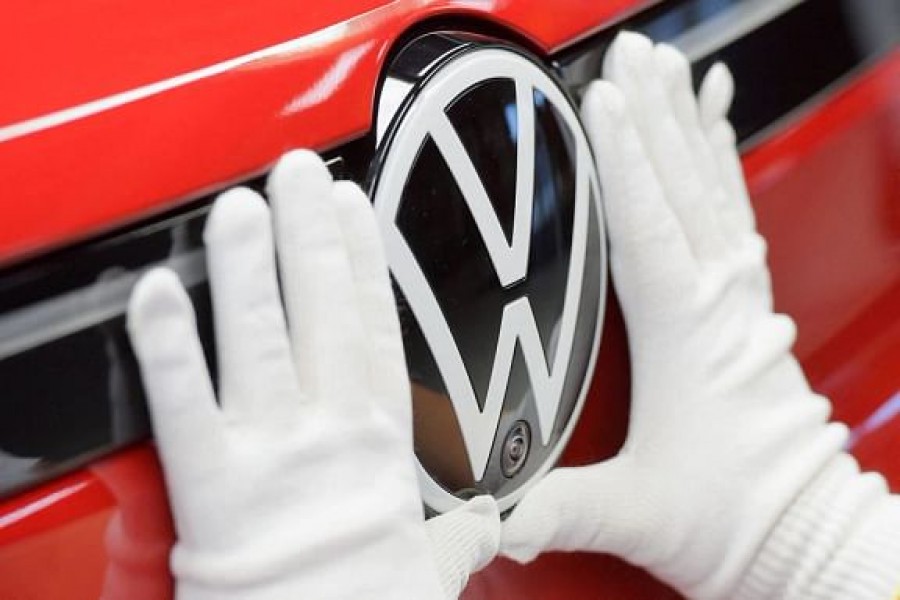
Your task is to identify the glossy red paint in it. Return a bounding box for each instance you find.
[0,446,174,598]
[2,7,899,600]
[742,50,900,485]
[0,0,648,266]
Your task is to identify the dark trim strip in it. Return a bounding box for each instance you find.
[555,0,899,144]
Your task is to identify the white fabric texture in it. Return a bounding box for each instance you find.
[501,32,900,599]
[127,150,500,600]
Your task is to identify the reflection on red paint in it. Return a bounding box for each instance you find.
[744,50,900,448]
[0,447,174,599]
[91,449,175,600]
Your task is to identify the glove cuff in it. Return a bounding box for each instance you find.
[734,453,900,600]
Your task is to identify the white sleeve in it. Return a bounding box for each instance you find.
[736,453,900,599]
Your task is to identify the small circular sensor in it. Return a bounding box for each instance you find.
[501,421,531,478]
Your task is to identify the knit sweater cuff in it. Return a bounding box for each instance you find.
[735,453,900,600]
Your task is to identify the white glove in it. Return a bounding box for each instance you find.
[127,151,500,600]
[502,32,900,600]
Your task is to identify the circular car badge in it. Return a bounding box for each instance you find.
[370,36,607,513]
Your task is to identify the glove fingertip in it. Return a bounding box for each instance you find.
[602,30,651,81]
[127,267,193,341]
[127,267,219,450]
[699,62,735,127]
[203,187,270,247]
[459,495,502,570]
[499,516,543,564]
[612,31,653,62]
[428,495,502,568]
[332,179,370,210]
[502,483,569,563]
[266,148,333,200]
[499,475,572,563]
[582,80,626,121]
[654,42,692,87]
[425,495,501,599]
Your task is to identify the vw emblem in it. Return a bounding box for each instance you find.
[370,37,607,513]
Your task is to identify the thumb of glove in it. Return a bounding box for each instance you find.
[425,495,501,599]
[501,457,651,564]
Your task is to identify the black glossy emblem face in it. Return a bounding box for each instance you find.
[371,42,608,513]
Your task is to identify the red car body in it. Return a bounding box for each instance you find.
[1,0,899,598]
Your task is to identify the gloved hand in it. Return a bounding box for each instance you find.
[502,32,900,599]
[127,151,500,600]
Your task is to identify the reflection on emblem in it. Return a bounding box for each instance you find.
[371,41,607,513]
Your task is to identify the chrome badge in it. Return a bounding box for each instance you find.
[371,36,607,513]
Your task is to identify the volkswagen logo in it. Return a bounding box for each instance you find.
[370,36,607,513]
